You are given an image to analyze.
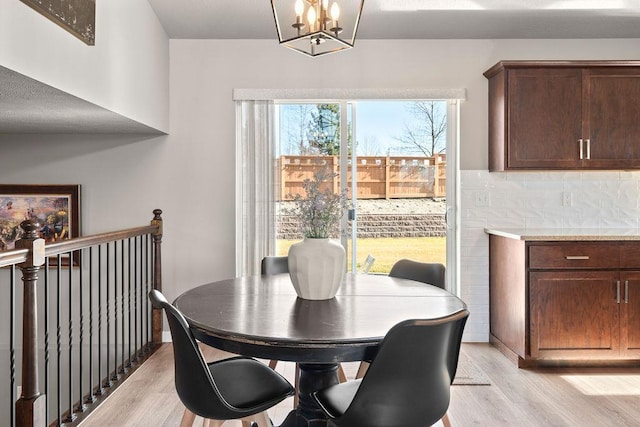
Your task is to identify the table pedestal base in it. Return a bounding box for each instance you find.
[278,363,341,427]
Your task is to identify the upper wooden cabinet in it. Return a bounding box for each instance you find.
[485,61,640,171]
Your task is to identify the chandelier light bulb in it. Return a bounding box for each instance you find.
[294,0,304,17]
[330,2,340,20]
[322,0,329,10]
[307,5,316,30]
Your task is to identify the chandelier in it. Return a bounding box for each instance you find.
[271,0,364,57]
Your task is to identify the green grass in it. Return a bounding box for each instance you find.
[277,237,446,274]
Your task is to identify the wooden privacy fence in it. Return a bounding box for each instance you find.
[279,155,446,200]
[0,210,163,427]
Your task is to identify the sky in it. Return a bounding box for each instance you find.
[355,101,420,156]
[278,100,446,157]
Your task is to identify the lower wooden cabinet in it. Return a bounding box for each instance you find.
[620,272,640,357]
[489,235,640,366]
[529,270,620,359]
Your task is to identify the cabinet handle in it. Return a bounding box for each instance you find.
[617,281,621,304]
[585,138,591,160]
[565,255,589,260]
[578,138,584,159]
[625,280,629,303]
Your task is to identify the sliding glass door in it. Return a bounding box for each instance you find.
[352,101,448,275]
[275,102,358,271]
[275,100,450,277]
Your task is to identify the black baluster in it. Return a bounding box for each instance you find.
[57,254,62,425]
[111,242,120,381]
[120,239,126,375]
[10,265,16,427]
[64,251,76,423]
[103,243,112,389]
[140,235,145,355]
[86,247,97,404]
[111,242,119,382]
[133,236,139,363]
[75,250,86,413]
[141,235,147,354]
[97,244,106,394]
[44,259,50,424]
[127,237,133,367]
[146,234,151,351]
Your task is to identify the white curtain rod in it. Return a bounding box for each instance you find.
[232,88,466,101]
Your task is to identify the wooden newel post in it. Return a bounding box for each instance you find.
[151,209,163,345]
[15,219,47,427]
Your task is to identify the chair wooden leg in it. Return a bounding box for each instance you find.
[268,359,278,369]
[180,408,196,427]
[241,421,253,427]
[337,364,348,383]
[441,411,452,427]
[252,411,273,427]
[355,361,369,379]
[294,363,300,408]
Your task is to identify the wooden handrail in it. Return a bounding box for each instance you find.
[1,226,160,267]
[44,225,159,258]
[0,248,29,268]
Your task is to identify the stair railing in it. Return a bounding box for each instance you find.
[0,209,163,426]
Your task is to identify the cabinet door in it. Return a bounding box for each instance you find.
[506,68,583,169]
[584,68,640,168]
[620,271,640,357]
[529,271,620,359]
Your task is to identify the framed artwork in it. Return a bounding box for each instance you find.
[20,0,96,46]
[0,185,81,258]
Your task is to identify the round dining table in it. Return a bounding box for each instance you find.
[174,273,467,427]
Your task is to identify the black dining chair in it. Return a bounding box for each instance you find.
[261,255,289,275]
[388,258,446,289]
[149,289,294,427]
[355,258,448,380]
[313,309,469,427]
[260,256,348,408]
[260,256,294,379]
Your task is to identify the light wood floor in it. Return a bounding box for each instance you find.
[79,343,640,427]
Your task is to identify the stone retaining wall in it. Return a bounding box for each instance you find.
[278,213,446,240]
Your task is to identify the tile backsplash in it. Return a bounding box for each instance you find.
[460,170,640,342]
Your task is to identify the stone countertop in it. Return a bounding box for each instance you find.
[484,228,640,241]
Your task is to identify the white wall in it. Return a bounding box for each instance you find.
[169,38,640,170]
[3,38,640,341]
[0,0,169,132]
[167,39,640,341]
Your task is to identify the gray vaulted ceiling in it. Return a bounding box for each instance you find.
[0,66,163,134]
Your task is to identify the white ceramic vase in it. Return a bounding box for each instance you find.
[287,238,346,300]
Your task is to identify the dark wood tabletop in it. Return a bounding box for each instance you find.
[174,273,466,363]
[174,273,467,427]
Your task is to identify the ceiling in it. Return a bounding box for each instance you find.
[3,0,640,135]
[148,0,640,39]
[0,66,163,134]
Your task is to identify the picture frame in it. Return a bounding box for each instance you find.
[20,0,96,46]
[0,185,81,265]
